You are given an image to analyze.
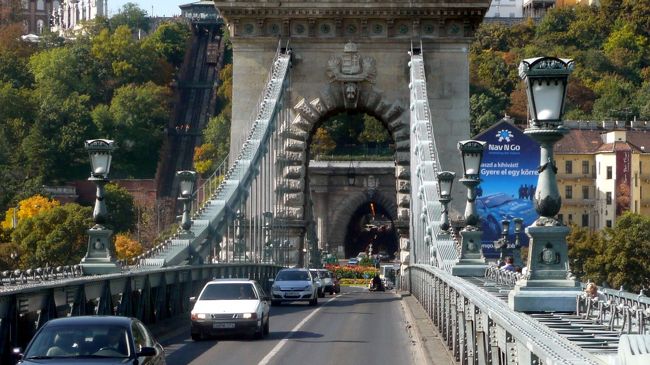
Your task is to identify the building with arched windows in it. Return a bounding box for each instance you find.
[51,0,107,33]
[15,0,56,35]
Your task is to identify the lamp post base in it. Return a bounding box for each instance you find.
[508,224,580,312]
[451,260,489,277]
[452,229,487,277]
[80,227,120,275]
[508,284,581,312]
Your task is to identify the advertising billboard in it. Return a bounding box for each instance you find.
[474,120,540,257]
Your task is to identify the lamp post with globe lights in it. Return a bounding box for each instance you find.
[436,171,455,233]
[176,170,197,238]
[508,57,581,312]
[451,140,488,277]
[80,139,120,275]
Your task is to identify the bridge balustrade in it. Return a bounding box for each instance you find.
[0,263,280,364]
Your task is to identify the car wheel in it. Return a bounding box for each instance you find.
[191,332,202,341]
[263,317,270,335]
[309,295,318,306]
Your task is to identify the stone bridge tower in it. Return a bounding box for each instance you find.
[215,0,491,263]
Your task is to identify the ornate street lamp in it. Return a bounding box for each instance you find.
[509,57,580,312]
[263,212,273,263]
[451,140,488,277]
[80,139,120,275]
[176,170,197,237]
[436,171,455,232]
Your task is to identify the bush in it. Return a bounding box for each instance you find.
[324,264,378,279]
[339,278,370,286]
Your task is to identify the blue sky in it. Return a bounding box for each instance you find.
[109,1,188,18]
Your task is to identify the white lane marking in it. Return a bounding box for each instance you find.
[257,295,340,365]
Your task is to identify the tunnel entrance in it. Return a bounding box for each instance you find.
[344,200,398,261]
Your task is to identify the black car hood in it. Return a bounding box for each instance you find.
[19,358,132,365]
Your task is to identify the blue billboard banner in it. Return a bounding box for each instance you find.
[474,120,540,257]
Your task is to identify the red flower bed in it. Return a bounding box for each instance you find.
[325,264,378,279]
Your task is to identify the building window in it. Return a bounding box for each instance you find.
[582,186,589,199]
[37,0,45,11]
[36,19,44,34]
[606,192,612,204]
[568,214,573,224]
[641,161,643,175]
[557,214,563,223]
[607,166,612,179]
[582,214,588,227]
[22,0,29,10]
[565,160,573,174]
[582,160,589,175]
[565,185,573,199]
[606,220,612,228]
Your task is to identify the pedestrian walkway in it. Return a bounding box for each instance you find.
[400,291,456,365]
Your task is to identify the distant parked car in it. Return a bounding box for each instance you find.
[309,269,325,297]
[14,316,165,364]
[190,279,270,340]
[270,268,319,306]
[317,269,340,295]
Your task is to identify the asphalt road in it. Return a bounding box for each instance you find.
[161,287,417,365]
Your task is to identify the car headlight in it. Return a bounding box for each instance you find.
[191,313,207,320]
[234,313,257,319]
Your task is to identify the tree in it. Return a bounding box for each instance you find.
[599,213,650,292]
[193,143,218,176]
[470,88,508,135]
[104,183,137,233]
[144,22,191,67]
[10,203,92,268]
[110,3,150,33]
[310,128,336,157]
[1,194,60,230]
[108,82,171,177]
[358,114,390,145]
[201,114,230,169]
[114,233,143,262]
[566,225,605,282]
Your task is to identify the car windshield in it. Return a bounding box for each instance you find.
[199,283,258,300]
[275,271,310,281]
[320,271,332,278]
[24,324,130,359]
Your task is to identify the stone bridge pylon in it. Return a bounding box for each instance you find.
[215,0,492,262]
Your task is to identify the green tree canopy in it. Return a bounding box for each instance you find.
[105,183,137,233]
[110,3,150,33]
[144,22,191,67]
[10,203,92,268]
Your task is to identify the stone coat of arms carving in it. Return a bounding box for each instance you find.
[326,42,377,109]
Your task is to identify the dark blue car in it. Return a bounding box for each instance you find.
[14,316,165,364]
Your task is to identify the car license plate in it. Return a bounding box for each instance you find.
[287,292,299,297]
[213,322,235,329]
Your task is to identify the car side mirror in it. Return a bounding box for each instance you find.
[137,346,157,357]
[189,296,196,305]
[268,278,274,282]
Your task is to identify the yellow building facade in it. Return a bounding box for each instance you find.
[555,121,650,230]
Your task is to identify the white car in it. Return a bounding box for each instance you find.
[309,269,325,297]
[270,268,319,306]
[190,279,270,340]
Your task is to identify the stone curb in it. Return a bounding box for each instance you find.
[398,291,456,365]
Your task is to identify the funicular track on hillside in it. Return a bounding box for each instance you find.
[155,21,225,201]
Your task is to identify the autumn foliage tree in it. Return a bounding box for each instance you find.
[114,233,143,262]
[1,195,60,230]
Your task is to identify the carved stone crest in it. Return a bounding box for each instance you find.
[327,42,377,109]
[540,242,560,264]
